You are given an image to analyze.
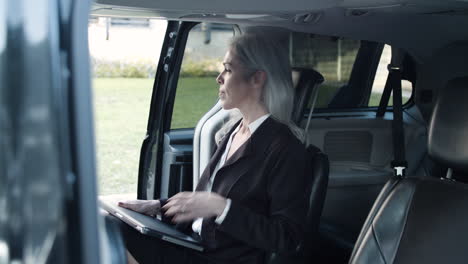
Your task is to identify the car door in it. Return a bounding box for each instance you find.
[137,22,234,200]
[0,0,104,263]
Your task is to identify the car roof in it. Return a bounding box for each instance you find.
[91,0,468,61]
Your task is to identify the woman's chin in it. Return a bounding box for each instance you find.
[221,105,233,110]
[220,100,233,110]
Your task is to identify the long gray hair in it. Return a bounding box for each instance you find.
[215,31,304,144]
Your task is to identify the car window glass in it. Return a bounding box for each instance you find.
[368,44,413,106]
[170,23,234,129]
[89,16,167,195]
[290,33,360,109]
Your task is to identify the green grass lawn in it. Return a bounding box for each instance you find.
[94,77,218,195]
[94,77,406,195]
[172,77,219,129]
[93,78,152,195]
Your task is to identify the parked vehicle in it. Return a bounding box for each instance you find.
[2,0,468,263]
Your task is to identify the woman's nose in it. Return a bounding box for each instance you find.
[216,73,224,84]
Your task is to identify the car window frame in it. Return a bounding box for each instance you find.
[310,41,415,114]
[137,21,197,199]
[169,23,237,131]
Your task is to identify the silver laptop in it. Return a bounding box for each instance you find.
[100,197,204,252]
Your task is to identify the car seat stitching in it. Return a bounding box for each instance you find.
[371,222,388,264]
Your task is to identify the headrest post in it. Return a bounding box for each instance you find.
[304,83,321,146]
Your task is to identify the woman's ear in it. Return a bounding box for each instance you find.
[251,70,267,89]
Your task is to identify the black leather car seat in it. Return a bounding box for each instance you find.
[269,68,329,264]
[300,144,330,257]
[291,67,325,125]
[269,144,329,264]
[293,67,329,261]
[349,76,468,264]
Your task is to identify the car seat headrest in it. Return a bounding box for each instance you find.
[415,42,468,122]
[291,67,324,125]
[428,76,468,173]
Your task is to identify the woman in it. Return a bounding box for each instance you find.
[118,32,310,264]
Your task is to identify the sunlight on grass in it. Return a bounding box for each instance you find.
[172,77,219,129]
[93,78,152,195]
[93,77,218,195]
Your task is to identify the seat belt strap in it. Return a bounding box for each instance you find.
[376,73,393,117]
[390,52,407,177]
[377,47,408,177]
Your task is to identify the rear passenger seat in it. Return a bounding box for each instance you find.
[350,71,468,264]
[298,68,428,261]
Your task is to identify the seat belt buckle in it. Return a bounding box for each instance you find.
[394,166,406,177]
[391,160,408,177]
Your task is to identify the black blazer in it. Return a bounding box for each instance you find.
[194,117,311,263]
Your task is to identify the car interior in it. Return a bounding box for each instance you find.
[3,0,468,263]
[87,0,468,263]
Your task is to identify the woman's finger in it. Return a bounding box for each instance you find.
[118,202,136,210]
[162,199,178,210]
[164,204,185,216]
[172,213,192,223]
[167,191,194,202]
[167,193,184,201]
[171,207,196,223]
[162,197,189,210]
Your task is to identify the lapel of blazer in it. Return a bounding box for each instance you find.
[222,134,253,168]
[212,117,277,197]
[195,119,242,191]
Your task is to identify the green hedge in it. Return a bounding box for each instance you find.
[91,58,156,78]
[91,57,220,78]
[180,59,219,77]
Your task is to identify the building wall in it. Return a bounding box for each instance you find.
[88,19,231,63]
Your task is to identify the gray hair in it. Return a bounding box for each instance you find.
[215,32,304,144]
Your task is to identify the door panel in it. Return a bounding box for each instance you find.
[160,130,194,198]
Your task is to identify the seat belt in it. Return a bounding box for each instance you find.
[376,47,408,177]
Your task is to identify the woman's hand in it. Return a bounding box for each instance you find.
[118,199,161,217]
[162,192,227,223]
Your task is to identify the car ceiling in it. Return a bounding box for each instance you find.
[91,0,468,62]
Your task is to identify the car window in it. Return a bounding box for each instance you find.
[368,44,413,106]
[290,33,360,109]
[89,16,167,195]
[291,34,413,112]
[170,23,234,129]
